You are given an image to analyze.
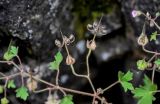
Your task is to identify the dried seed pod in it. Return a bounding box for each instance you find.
[55,39,63,48]
[66,55,75,65]
[86,40,96,50]
[87,20,107,36]
[137,34,148,46]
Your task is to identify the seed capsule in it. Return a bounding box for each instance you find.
[86,40,96,50]
[66,55,75,65]
[137,34,148,46]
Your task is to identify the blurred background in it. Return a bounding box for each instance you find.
[0,0,160,104]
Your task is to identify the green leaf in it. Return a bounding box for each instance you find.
[49,51,63,70]
[121,81,134,92]
[154,58,160,68]
[3,46,18,61]
[150,31,157,41]
[60,94,74,104]
[132,75,157,104]
[10,46,18,55]
[137,59,148,70]
[1,97,9,104]
[0,85,3,94]
[16,86,29,101]
[7,80,16,89]
[55,51,63,63]
[118,71,134,92]
[49,61,59,70]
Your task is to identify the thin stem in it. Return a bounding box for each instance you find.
[0,60,12,63]
[70,65,87,78]
[56,69,60,85]
[0,72,21,80]
[152,65,156,84]
[55,70,66,96]
[87,76,96,93]
[148,53,157,63]
[142,46,160,55]
[16,56,24,86]
[58,87,67,96]
[33,88,51,94]
[16,55,23,70]
[4,79,8,97]
[102,81,119,93]
[64,44,70,56]
[0,72,6,77]
[86,49,92,75]
[154,90,160,93]
[151,19,160,31]
[21,71,24,86]
[92,96,96,104]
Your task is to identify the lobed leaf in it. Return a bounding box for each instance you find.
[132,75,157,104]
[150,31,157,41]
[60,94,74,104]
[7,80,16,89]
[49,51,63,70]
[16,86,29,101]
[1,97,9,104]
[118,71,134,92]
[3,46,18,61]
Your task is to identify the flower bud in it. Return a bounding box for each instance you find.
[66,55,75,65]
[86,40,96,50]
[132,10,142,17]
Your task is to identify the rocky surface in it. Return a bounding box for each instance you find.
[0,0,72,61]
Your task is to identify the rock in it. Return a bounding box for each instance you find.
[0,0,72,61]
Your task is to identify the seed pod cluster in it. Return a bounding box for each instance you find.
[55,34,75,48]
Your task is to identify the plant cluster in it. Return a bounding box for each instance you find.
[0,10,160,104]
